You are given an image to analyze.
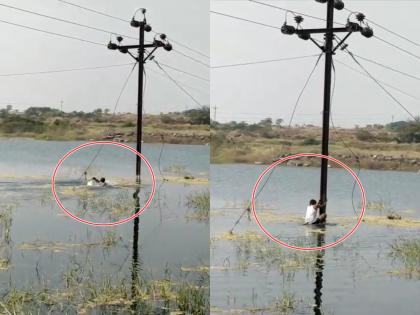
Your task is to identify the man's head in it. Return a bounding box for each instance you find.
[309,199,317,206]
[100,177,106,183]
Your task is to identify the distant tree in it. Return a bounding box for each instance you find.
[183,106,210,125]
[275,118,283,126]
[259,118,272,127]
[6,104,12,112]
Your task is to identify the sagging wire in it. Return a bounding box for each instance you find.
[78,62,138,182]
[330,59,360,216]
[228,52,324,234]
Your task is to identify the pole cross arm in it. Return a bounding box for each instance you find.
[295,26,358,35]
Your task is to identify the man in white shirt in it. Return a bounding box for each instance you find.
[304,199,327,224]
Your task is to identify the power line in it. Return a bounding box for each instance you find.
[211,54,319,69]
[171,49,209,68]
[0,18,104,46]
[335,59,420,102]
[343,6,420,48]
[351,53,420,82]
[0,63,135,77]
[210,10,282,30]
[145,65,209,95]
[330,60,360,216]
[57,0,129,22]
[288,53,323,126]
[153,60,203,107]
[0,3,138,40]
[157,62,209,82]
[248,0,345,26]
[346,50,419,122]
[80,62,138,178]
[375,35,420,62]
[58,0,209,59]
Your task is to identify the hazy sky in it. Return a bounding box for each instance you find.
[211,0,420,127]
[0,0,209,114]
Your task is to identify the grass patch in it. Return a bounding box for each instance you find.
[390,238,420,278]
[186,190,210,221]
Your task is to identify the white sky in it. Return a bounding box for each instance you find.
[211,0,420,127]
[0,0,209,114]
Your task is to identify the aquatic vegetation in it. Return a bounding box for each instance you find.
[272,292,296,313]
[18,232,122,252]
[363,216,420,228]
[212,231,263,242]
[390,238,420,278]
[163,176,209,185]
[164,164,188,176]
[181,266,210,273]
[186,190,210,221]
[176,282,209,315]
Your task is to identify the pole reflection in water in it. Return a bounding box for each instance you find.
[313,229,326,315]
[131,188,141,311]
[0,208,12,272]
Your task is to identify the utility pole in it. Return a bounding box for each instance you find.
[213,105,217,122]
[60,100,63,112]
[281,0,373,220]
[107,8,172,185]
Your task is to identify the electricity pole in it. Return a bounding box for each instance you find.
[107,8,172,185]
[281,0,373,220]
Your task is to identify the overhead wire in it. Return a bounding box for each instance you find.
[345,50,419,122]
[334,59,420,102]
[0,3,138,40]
[211,54,320,69]
[374,35,420,62]
[343,6,420,48]
[0,63,135,77]
[0,18,105,46]
[229,52,324,234]
[157,62,209,82]
[248,0,346,26]
[349,53,420,83]
[153,60,204,107]
[210,10,282,31]
[57,0,209,59]
[79,62,138,180]
[330,60,360,216]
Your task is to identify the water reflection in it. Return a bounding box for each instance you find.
[131,187,141,311]
[313,230,325,315]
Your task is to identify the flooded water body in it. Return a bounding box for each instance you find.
[0,139,209,314]
[211,164,420,315]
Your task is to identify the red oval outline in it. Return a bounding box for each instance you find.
[251,153,366,251]
[51,141,156,226]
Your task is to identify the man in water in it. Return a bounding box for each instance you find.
[304,199,327,224]
[87,177,107,187]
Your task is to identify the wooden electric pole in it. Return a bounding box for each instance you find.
[281,0,373,221]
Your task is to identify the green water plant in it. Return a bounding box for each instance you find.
[390,238,420,278]
[186,190,210,221]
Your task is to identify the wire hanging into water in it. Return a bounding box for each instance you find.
[78,62,138,181]
[229,52,324,234]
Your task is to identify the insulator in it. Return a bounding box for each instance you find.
[164,43,173,51]
[160,34,167,40]
[281,23,296,35]
[130,18,141,28]
[356,13,366,22]
[107,42,118,50]
[294,15,304,24]
[145,24,152,32]
[298,32,311,40]
[334,0,344,10]
[346,21,360,32]
[361,26,374,38]
[116,36,123,43]
[141,8,146,14]
[315,0,328,3]
[119,47,128,54]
